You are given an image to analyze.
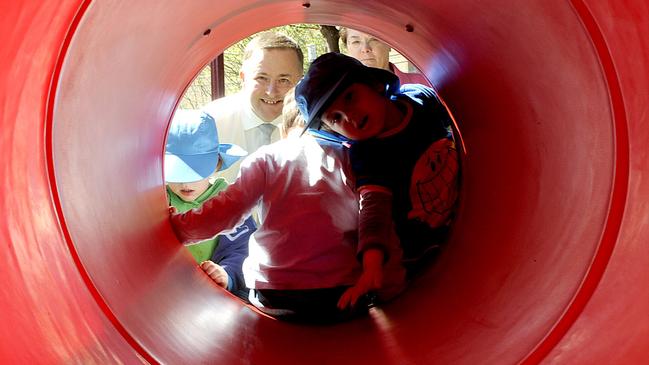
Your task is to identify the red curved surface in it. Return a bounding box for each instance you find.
[1,1,648,364]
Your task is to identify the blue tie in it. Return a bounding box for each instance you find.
[259,123,276,145]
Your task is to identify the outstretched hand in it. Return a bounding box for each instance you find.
[200,260,229,289]
[337,248,384,309]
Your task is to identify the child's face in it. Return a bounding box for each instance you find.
[321,83,389,140]
[168,178,211,202]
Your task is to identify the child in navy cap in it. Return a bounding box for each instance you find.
[165,109,256,301]
[295,53,459,305]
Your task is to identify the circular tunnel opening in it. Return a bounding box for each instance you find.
[50,1,621,364]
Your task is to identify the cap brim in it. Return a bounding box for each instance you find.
[301,70,350,134]
[217,143,247,171]
[164,152,220,183]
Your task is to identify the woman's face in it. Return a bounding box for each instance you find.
[345,29,391,71]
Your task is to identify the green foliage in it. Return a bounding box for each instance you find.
[179,24,335,110]
[179,67,212,110]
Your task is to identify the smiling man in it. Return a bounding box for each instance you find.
[202,32,304,183]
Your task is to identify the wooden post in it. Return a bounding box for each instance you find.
[210,54,225,100]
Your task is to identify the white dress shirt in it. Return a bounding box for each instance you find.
[201,92,282,183]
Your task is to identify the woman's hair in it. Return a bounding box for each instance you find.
[338,27,349,46]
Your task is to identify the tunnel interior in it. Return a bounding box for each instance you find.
[48,1,620,364]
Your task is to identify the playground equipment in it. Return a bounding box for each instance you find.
[1,1,648,363]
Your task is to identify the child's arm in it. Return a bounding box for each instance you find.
[357,186,395,257]
[170,193,245,244]
[211,216,256,292]
[170,155,267,244]
[338,186,395,309]
[337,248,384,309]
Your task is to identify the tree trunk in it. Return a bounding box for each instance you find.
[319,25,340,53]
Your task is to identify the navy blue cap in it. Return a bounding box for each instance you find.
[295,52,400,133]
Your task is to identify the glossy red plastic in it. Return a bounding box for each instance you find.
[1,1,648,364]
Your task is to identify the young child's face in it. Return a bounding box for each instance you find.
[168,178,211,202]
[321,83,389,141]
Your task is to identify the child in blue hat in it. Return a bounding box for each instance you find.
[295,53,460,306]
[165,109,256,301]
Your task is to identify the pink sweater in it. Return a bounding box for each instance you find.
[171,133,404,293]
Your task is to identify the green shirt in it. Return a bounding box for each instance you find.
[167,178,229,262]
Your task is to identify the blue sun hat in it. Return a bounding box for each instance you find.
[164,110,247,183]
[295,52,400,133]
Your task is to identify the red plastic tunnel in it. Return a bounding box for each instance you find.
[1,1,648,364]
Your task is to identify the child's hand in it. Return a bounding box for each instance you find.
[169,206,178,215]
[337,248,384,309]
[200,260,229,289]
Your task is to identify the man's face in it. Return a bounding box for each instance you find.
[321,83,389,141]
[241,48,303,122]
[345,29,391,70]
[168,178,211,202]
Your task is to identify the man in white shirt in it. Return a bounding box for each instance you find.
[202,32,304,183]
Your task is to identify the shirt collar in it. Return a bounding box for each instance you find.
[240,92,283,131]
